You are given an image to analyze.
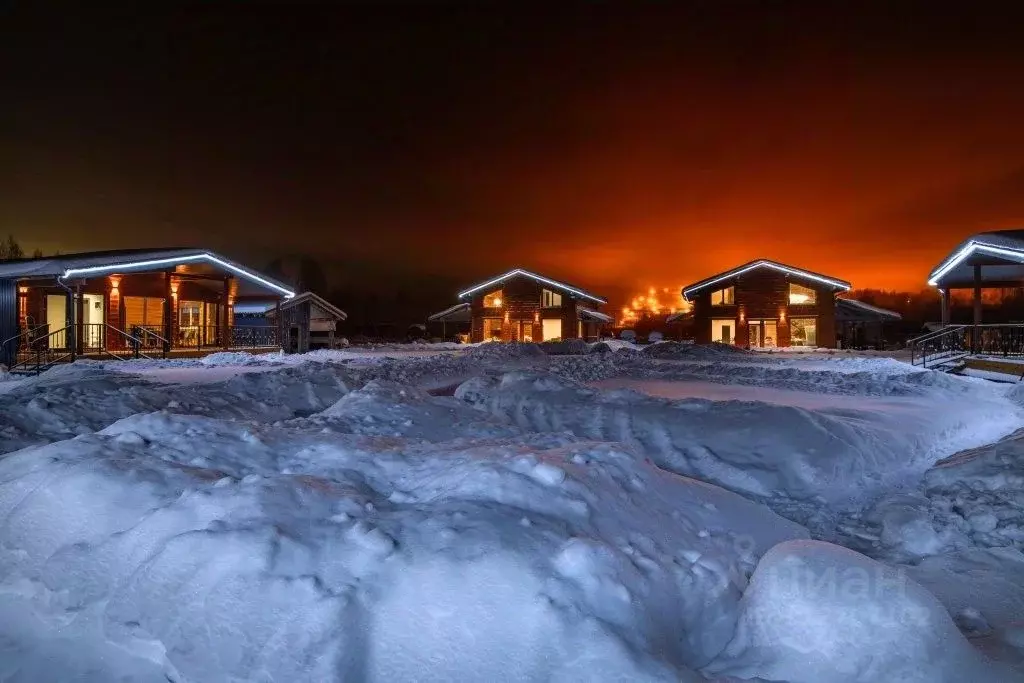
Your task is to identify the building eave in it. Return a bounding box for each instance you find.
[457,268,607,304]
[682,260,851,302]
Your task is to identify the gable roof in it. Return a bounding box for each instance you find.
[682,259,851,301]
[274,291,346,320]
[927,229,1024,286]
[457,268,607,304]
[0,248,295,298]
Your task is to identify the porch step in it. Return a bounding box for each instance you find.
[960,357,1024,381]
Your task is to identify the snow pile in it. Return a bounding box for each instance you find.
[0,363,811,681]
[641,341,748,359]
[538,338,589,355]
[706,540,1019,682]
[455,370,1015,504]
[465,341,546,361]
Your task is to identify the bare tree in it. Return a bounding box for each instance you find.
[0,235,24,261]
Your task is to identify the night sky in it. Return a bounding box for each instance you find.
[4,3,1024,311]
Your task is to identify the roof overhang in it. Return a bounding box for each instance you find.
[927,240,1024,287]
[682,260,851,302]
[457,268,606,304]
[428,302,471,322]
[60,252,295,299]
[578,307,613,323]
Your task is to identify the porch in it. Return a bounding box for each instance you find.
[0,248,294,373]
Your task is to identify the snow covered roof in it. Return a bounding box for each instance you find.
[457,269,606,304]
[268,291,346,320]
[682,260,851,301]
[427,302,471,322]
[578,308,613,323]
[927,229,1024,287]
[836,298,902,321]
[0,248,295,298]
[665,311,692,323]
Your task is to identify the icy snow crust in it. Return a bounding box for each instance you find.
[0,343,1022,681]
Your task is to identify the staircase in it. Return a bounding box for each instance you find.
[909,324,1024,371]
[1,324,161,376]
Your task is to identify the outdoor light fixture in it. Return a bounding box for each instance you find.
[927,240,1024,286]
[108,276,120,291]
[458,268,606,304]
[492,297,503,307]
[683,260,850,302]
[18,286,27,294]
[62,252,295,298]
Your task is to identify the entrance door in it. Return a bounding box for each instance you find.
[747,322,761,348]
[519,321,533,342]
[81,294,105,348]
[46,295,67,349]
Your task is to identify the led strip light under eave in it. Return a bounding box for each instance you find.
[62,252,295,298]
[927,241,1024,286]
[683,261,851,302]
[457,268,607,304]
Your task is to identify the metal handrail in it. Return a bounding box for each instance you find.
[8,325,73,375]
[104,324,157,360]
[910,323,1024,368]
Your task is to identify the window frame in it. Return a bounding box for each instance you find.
[788,283,817,306]
[789,317,818,347]
[541,289,563,308]
[710,286,735,306]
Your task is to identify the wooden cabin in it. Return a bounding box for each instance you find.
[0,248,295,369]
[682,259,851,348]
[433,269,610,343]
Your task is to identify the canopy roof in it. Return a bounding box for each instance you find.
[682,259,850,301]
[836,298,902,322]
[0,248,294,298]
[578,307,613,323]
[427,302,471,322]
[457,268,606,304]
[927,230,1024,288]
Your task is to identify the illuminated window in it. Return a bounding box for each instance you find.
[790,318,817,347]
[711,319,734,344]
[788,283,817,305]
[483,290,504,308]
[541,289,562,307]
[711,287,735,305]
[124,296,165,329]
[483,318,503,340]
[542,318,562,341]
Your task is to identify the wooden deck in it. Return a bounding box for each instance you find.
[962,356,1024,380]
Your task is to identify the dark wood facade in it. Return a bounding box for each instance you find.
[460,271,607,343]
[685,262,849,349]
[0,249,292,367]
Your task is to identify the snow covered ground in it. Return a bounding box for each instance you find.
[1,342,1022,681]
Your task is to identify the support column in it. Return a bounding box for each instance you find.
[940,289,950,326]
[221,276,231,350]
[275,300,283,350]
[162,272,173,353]
[972,264,982,353]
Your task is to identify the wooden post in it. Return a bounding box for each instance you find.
[275,300,283,351]
[221,276,231,350]
[972,264,982,353]
[163,272,173,354]
[75,284,84,355]
[940,289,949,326]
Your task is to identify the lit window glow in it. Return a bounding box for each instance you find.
[483,290,504,308]
[788,283,816,305]
[711,286,735,305]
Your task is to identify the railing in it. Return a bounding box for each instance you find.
[176,324,224,349]
[132,326,170,355]
[909,324,1024,367]
[231,325,279,349]
[7,326,74,375]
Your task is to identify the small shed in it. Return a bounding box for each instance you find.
[266,291,347,353]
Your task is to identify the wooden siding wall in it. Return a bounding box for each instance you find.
[692,268,838,348]
[468,275,601,343]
